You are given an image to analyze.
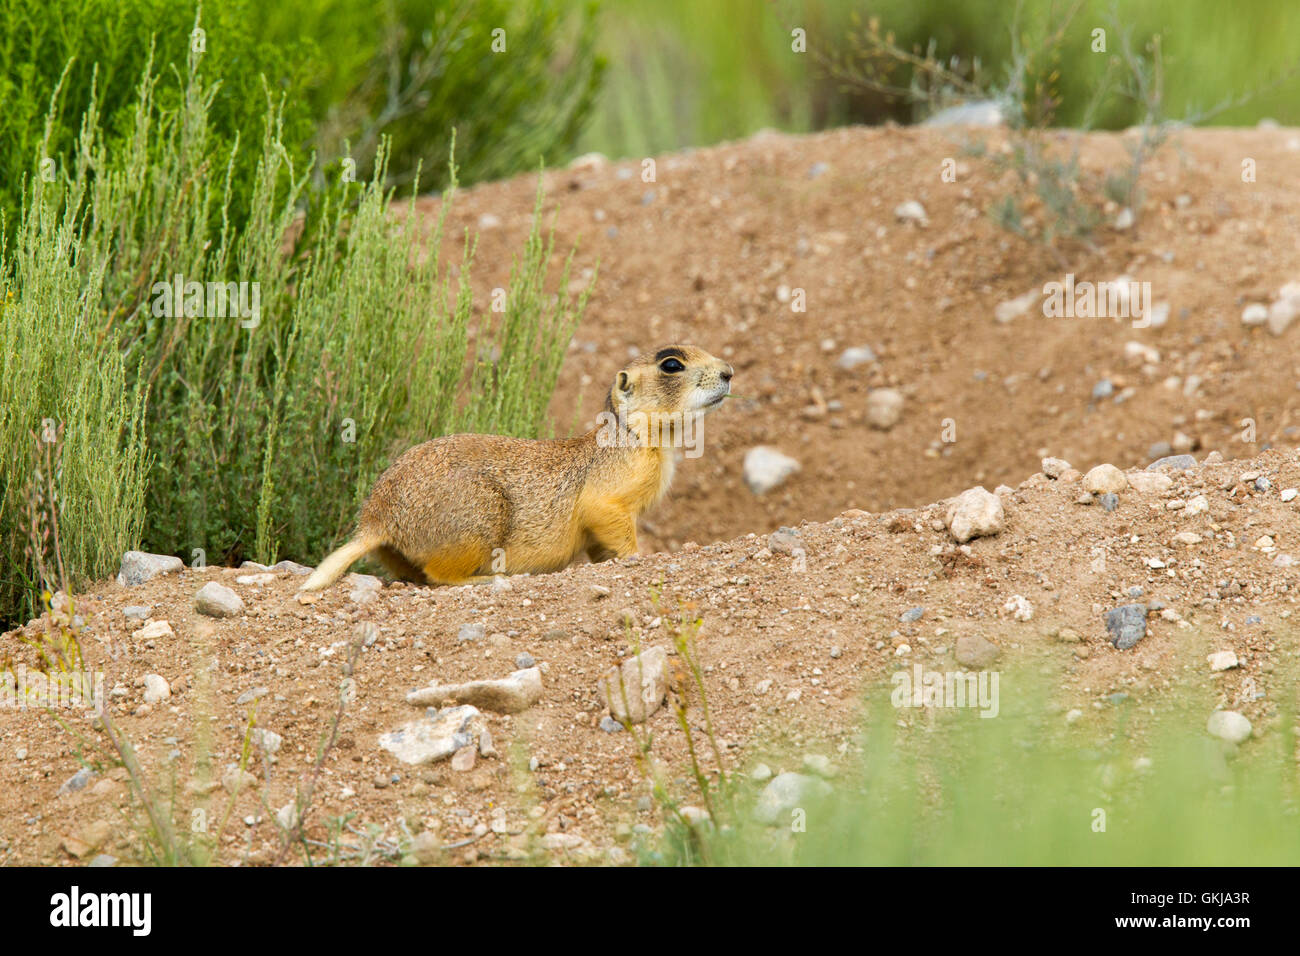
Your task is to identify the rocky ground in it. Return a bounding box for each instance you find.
[4,125,1300,866]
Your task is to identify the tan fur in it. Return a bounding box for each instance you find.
[299,345,733,591]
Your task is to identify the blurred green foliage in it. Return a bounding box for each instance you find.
[574,0,1300,159]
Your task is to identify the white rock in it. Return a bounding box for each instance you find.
[837,346,877,370]
[865,388,904,430]
[743,446,800,495]
[1242,303,1269,326]
[1004,595,1034,621]
[142,674,170,705]
[1207,651,1239,672]
[1083,464,1128,495]
[133,620,174,640]
[995,290,1039,324]
[251,728,283,754]
[1184,494,1209,516]
[1127,471,1173,494]
[1124,341,1160,364]
[378,706,485,765]
[944,486,1005,543]
[406,667,543,715]
[1282,488,1298,502]
[117,551,184,587]
[754,773,831,824]
[597,646,669,725]
[1268,297,1300,336]
[1041,457,1072,478]
[194,582,244,618]
[1206,710,1252,744]
[893,200,928,225]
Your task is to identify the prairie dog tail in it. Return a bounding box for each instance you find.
[299,535,380,592]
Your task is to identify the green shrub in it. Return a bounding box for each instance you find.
[0,28,592,625]
[256,0,606,190]
[0,0,318,244]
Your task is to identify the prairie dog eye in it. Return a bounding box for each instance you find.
[659,357,685,373]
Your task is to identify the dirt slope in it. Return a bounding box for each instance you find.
[432,124,1300,553]
[2,446,1295,865]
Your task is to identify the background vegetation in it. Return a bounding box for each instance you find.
[574,0,1300,159]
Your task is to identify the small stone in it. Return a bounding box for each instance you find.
[117,551,183,587]
[866,388,904,430]
[1084,464,1128,495]
[235,686,269,706]
[221,766,258,794]
[1054,627,1082,644]
[450,745,477,772]
[142,674,170,705]
[1105,604,1148,650]
[271,560,313,575]
[751,763,774,783]
[134,619,174,640]
[598,716,624,734]
[379,705,486,765]
[1004,595,1033,621]
[1206,710,1252,744]
[252,728,283,754]
[1091,379,1114,400]
[122,605,152,620]
[409,830,442,865]
[900,606,924,623]
[1174,531,1202,545]
[1099,492,1119,512]
[194,581,244,618]
[1041,457,1071,478]
[58,767,94,796]
[406,667,543,715]
[1241,303,1269,326]
[1148,454,1197,472]
[837,346,877,370]
[954,634,1000,668]
[802,754,834,777]
[515,652,536,669]
[743,446,801,495]
[1185,494,1209,516]
[1207,651,1239,672]
[457,622,486,643]
[1281,488,1298,502]
[754,773,831,824]
[893,200,928,225]
[768,528,802,555]
[944,486,1005,543]
[994,290,1038,324]
[1127,471,1173,494]
[597,646,669,725]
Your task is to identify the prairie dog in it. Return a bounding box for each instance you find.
[300,345,733,591]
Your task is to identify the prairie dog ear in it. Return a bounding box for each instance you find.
[616,370,632,395]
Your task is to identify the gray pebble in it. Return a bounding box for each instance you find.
[1100,493,1119,511]
[1105,604,1148,650]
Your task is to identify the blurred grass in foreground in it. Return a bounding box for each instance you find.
[646,654,1300,866]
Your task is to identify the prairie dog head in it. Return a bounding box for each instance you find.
[605,345,734,416]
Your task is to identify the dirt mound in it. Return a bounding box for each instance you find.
[2,446,1294,865]
[435,124,1300,553]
